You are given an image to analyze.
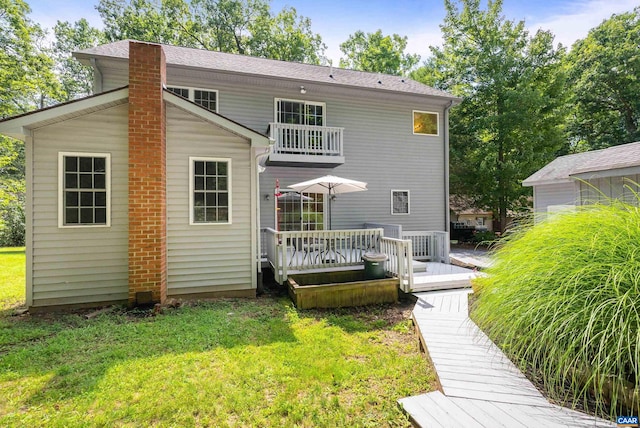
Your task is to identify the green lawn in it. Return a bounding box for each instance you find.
[0,248,434,426]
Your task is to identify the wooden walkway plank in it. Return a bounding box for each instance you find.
[398,289,616,427]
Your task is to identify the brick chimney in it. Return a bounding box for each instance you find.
[128,41,167,305]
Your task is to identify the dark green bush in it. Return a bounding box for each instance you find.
[472,201,640,418]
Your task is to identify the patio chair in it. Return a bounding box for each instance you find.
[290,237,326,266]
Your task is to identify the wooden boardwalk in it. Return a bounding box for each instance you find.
[398,289,615,427]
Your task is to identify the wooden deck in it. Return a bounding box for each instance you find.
[398,289,615,427]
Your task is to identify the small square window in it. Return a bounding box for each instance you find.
[391,190,410,215]
[413,111,439,136]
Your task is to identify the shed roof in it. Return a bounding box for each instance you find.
[522,141,640,187]
[75,40,459,102]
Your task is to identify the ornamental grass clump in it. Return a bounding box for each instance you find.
[472,200,640,418]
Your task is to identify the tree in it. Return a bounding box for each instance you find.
[339,30,420,75]
[97,0,326,63]
[97,0,197,47]
[0,0,63,116]
[565,7,640,151]
[413,0,567,230]
[0,0,63,246]
[53,19,105,100]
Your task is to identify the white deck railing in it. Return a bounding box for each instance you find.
[402,231,450,263]
[269,123,344,157]
[381,237,414,293]
[265,228,386,283]
[364,222,402,239]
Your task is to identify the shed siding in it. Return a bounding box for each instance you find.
[580,174,640,205]
[31,104,129,307]
[533,182,577,213]
[166,105,254,295]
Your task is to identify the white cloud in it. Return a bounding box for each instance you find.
[529,0,638,48]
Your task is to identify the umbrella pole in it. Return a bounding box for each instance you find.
[328,192,332,230]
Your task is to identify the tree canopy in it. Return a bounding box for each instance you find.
[96,0,327,63]
[339,30,419,75]
[413,0,567,229]
[565,6,640,151]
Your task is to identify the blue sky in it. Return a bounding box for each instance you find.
[27,0,639,63]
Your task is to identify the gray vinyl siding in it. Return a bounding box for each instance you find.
[172,76,446,231]
[97,61,449,232]
[532,182,577,213]
[30,104,129,307]
[166,105,254,295]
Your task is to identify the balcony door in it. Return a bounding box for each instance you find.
[275,99,325,126]
[276,191,325,231]
[275,99,325,153]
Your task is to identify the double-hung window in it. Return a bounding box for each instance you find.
[190,157,231,225]
[168,86,218,112]
[59,152,110,227]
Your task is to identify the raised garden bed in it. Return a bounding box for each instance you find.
[287,270,399,309]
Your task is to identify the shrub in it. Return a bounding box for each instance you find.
[471,201,640,418]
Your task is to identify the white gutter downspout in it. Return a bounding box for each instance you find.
[90,58,103,93]
[255,142,274,278]
[444,100,454,231]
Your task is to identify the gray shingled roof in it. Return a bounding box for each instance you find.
[522,141,640,186]
[74,40,459,101]
[572,141,640,175]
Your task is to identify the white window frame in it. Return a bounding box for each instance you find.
[274,98,326,125]
[189,156,232,225]
[167,86,219,112]
[58,151,111,228]
[412,110,439,136]
[391,189,410,215]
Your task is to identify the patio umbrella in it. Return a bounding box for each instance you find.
[288,175,368,229]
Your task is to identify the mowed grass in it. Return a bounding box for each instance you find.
[0,248,434,427]
[0,247,25,312]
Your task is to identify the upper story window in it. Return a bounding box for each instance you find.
[413,110,439,136]
[189,157,231,225]
[59,152,110,227]
[275,98,325,126]
[168,86,218,112]
[391,190,410,215]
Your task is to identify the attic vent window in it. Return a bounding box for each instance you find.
[167,86,218,112]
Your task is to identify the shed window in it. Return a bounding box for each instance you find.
[413,111,439,136]
[391,190,410,215]
[168,86,218,112]
[190,157,231,225]
[59,152,110,227]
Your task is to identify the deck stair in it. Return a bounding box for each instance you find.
[398,289,615,427]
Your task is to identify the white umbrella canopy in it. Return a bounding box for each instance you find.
[288,175,368,229]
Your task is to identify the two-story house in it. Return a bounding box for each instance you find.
[0,40,459,310]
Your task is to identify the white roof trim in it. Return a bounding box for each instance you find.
[570,165,640,180]
[0,88,129,140]
[163,90,270,147]
[522,177,574,187]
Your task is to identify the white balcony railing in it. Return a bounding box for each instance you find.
[269,123,344,157]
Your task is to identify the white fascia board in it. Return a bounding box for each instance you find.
[0,88,129,141]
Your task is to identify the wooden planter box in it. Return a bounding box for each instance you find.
[287,270,399,309]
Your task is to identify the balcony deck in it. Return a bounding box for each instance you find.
[267,123,345,167]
